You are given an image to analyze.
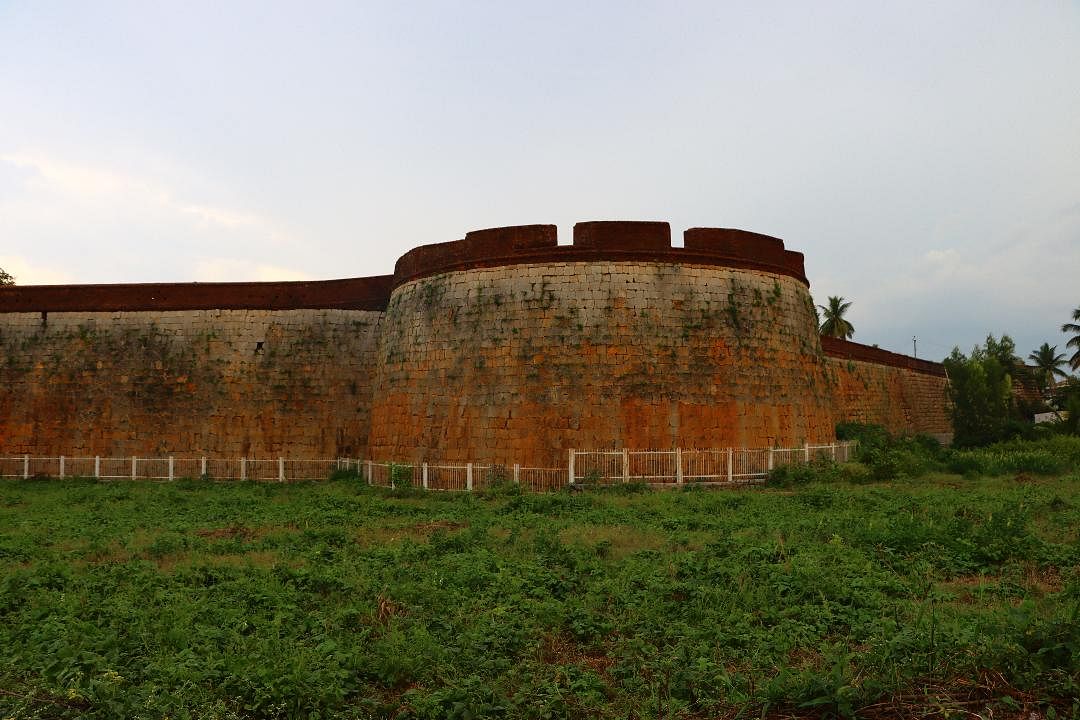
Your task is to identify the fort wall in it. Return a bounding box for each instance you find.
[370,262,833,466]
[0,308,383,458]
[0,221,954,464]
[368,222,833,466]
[822,337,951,439]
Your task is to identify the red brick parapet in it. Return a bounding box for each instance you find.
[822,337,947,377]
[0,275,394,313]
[0,221,809,313]
[392,222,808,288]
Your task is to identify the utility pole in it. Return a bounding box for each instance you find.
[913,336,917,358]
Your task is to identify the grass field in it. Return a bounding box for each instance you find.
[1,465,1078,718]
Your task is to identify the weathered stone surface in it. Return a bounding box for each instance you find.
[825,354,951,439]
[0,309,382,458]
[367,262,836,466]
[0,222,955,465]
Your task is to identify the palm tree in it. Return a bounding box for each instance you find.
[1028,343,1068,393]
[818,296,854,339]
[1064,306,1080,371]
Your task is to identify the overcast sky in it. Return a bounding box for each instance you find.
[1,1,1078,362]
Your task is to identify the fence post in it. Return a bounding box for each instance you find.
[201,457,207,478]
[168,456,174,482]
[95,456,100,479]
[513,463,520,484]
[240,457,246,482]
[727,448,733,483]
[422,462,429,489]
[622,448,629,483]
[59,456,65,479]
[23,454,29,480]
[831,443,837,461]
[568,449,575,485]
[676,448,683,485]
[767,448,774,472]
[278,457,285,483]
[466,463,473,491]
[131,456,137,480]
[804,442,810,463]
[366,460,372,485]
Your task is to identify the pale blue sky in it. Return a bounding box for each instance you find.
[1,1,1078,362]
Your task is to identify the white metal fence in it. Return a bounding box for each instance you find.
[568,442,857,486]
[0,455,338,482]
[0,441,856,489]
[342,460,566,493]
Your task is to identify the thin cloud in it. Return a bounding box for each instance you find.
[0,151,311,283]
[2,152,132,199]
[194,257,313,283]
[2,151,280,233]
[0,255,75,286]
[180,204,264,229]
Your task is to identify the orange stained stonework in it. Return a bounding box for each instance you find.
[827,356,950,437]
[366,260,837,466]
[0,221,952,465]
[0,309,383,458]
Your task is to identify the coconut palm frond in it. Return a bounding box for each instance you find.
[1064,306,1080,370]
[818,296,855,339]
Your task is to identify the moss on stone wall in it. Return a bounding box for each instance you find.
[368,261,837,466]
[0,309,383,458]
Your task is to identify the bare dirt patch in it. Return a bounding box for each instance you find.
[785,646,825,670]
[412,519,466,533]
[558,524,666,559]
[195,524,255,541]
[154,549,282,572]
[375,594,406,626]
[354,519,468,546]
[537,633,613,678]
[1019,563,1064,594]
[941,573,998,604]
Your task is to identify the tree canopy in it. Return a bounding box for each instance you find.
[817,296,854,339]
[1028,343,1068,394]
[944,334,1022,447]
[0,268,13,286]
[1063,305,1080,371]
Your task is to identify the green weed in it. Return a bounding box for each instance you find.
[0,461,1077,718]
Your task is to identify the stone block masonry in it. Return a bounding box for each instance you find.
[368,261,835,466]
[0,309,383,458]
[822,337,951,440]
[0,221,954,464]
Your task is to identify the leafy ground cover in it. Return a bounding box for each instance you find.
[0,459,1078,718]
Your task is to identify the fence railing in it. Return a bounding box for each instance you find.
[0,441,856,489]
[343,460,567,493]
[0,455,340,482]
[568,442,856,486]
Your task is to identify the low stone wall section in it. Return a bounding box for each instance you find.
[823,338,951,439]
[0,309,383,458]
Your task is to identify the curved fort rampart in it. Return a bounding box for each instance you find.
[371,222,832,465]
[0,221,950,464]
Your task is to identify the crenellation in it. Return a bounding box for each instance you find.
[0,221,951,464]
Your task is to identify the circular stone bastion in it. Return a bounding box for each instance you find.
[366,221,836,467]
